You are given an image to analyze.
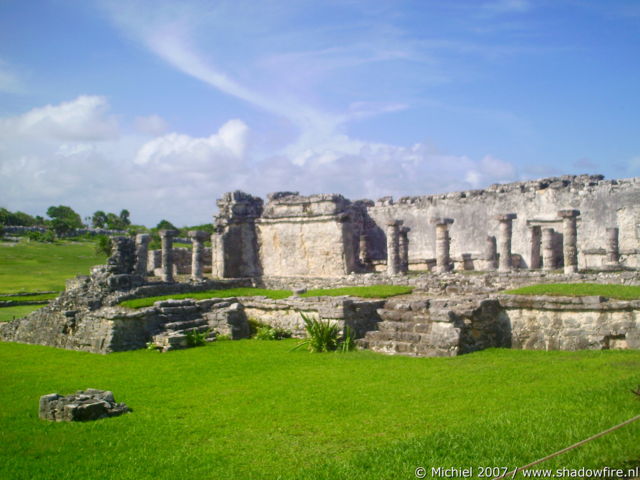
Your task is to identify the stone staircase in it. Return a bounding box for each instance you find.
[150,300,216,351]
[357,298,461,357]
[357,296,508,357]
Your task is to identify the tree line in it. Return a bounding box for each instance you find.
[0,205,213,240]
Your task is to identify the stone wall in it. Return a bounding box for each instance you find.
[211,175,639,279]
[499,295,640,350]
[256,193,358,277]
[366,175,640,270]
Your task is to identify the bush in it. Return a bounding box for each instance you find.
[26,230,56,243]
[293,313,357,353]
[95,235,113,257]
[255,325,292,341]
[185,329,209,347]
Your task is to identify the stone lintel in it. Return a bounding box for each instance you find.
[256,214,348,225]
[496,213,517,222]
[188,230,208,241]
[558,209,580,218]
[135,233,151,243]
[430,217,454,226]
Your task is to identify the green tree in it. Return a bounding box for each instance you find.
[0,208,37,226]
[91,211,108,228]
[119,209,131,226]
[46,205,83,236]
[156,219,177,231]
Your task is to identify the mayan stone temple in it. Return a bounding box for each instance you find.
[1,174,639,356]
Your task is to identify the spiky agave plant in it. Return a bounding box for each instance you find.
[293,313,356,352]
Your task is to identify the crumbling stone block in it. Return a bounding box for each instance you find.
[39,389,129,422]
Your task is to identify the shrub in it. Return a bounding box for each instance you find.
[26,230,56,243]
[340,326,356,352]
[95,235,112,257]
[293,313,357,353]
[185,329,209,347]
[255,325,292,341]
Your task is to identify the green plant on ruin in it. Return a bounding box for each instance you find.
[339,325,356,352]
[94,235,113,257]
[254,324,292,341]
[185,328,209,347]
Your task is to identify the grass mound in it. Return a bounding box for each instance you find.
[504,283,640,300]
[120,285,413,309]
[0,292,59,302]
[0,305,44,322]
[120,287,292,309]
[0,342,638,479]
[300,285,413,298]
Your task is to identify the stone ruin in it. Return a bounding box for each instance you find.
[210,174,640,278]
[1,174,639,357]
[39,389,129,422]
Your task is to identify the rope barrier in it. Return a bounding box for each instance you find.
[492,414,640,480]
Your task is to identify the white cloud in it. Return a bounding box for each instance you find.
[135,119,248,168]
[0,95,119,141]
[0,95,519,226]
[134,115,169,135]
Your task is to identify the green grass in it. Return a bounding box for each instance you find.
[0,305,44,322]
[300,285,413,298]
[0,292,59,302]
[0,342,638,479]
[0,240,107,294]
[120,288,293,309]
[120,285,414,309]
[505,283,640,300]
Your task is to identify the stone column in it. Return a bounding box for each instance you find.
[529,226,542,269]
[432,218,454,273]
[605,227,620,268]
[358,234,369,267]
[133,233,151,276]
[399,227,410,274]
[542,228,555,271]
[159,229,177,282]
[211,231,226,278]
[484,235,497,271]
[188,230,208,281]
[497,214,517,272]
[559,209,580,274]
[386,221,401,275]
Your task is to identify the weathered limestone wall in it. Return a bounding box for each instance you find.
[213,191,263,277]
[366,175,640,270]
[255,192,358,277]
[499,295,640,350]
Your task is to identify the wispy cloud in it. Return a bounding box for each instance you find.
[0,59,24,94]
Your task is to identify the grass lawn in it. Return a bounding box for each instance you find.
[120,285,414,309]
[300,285,413,298]
[0,342,639,480]
[0,305,44,322]
[505,283,640,300]
[0,240,107,294]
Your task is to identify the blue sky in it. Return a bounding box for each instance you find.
[0,0,639,226]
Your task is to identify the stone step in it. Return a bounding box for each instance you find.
[377,309,430,322]
[162,317,209,331]
[365,330,424,344]
[377,321,433,334]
